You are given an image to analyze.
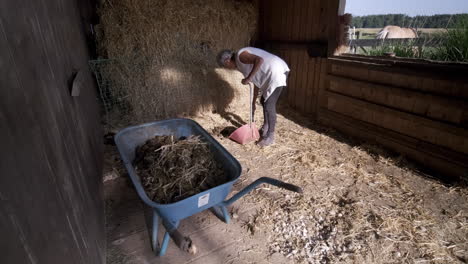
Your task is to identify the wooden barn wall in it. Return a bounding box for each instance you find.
[318,56,468,179]
[0,0,105,263]
[259,0,335,117]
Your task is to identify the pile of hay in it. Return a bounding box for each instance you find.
[94,0,257,127]
[133,135,227,204]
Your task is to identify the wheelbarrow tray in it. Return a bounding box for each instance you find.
[114,118,242,223]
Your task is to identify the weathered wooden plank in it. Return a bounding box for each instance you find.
[258,0,266,41]
[294,50,304,110]
[262,0,272,40]
[341,53,468,68]
[298,50,309,112]
[298,0,310,43]
[350,38,442,47]
[306,0,316,41]
[292,0,302,41]
[326,0,343,55]
[328,75,468,125]
[316,58,329,110]
[270,0,279,40]
[277,0,287,40]
[286,0,295,41]
[329,56,468,83]
[318,0,329,41]
[286,50,297,107]
[305,58,317,115]
[326,91,468,154]
[329,59,468,98]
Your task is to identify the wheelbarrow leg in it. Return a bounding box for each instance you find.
[151,210,174,257]
[159,232,171,256]
[211,205,231,224]
[151,210,159,252]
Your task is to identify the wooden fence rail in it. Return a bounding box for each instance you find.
[349,38,442,54]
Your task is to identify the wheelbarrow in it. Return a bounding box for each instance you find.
[114,118,302,256]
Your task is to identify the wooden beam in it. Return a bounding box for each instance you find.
[325,91,468,154]
[329,55,468,82]
[327,0,346,56]
[349,38,442,47]
[328,75,468,125]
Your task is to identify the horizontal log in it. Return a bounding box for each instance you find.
[260,40,329,58]
[349,38,441,47]
[328,56,468,83]
[318,109,468,180]
[325,91,468,154]
[328,75,468,125]
[328,60,468,98]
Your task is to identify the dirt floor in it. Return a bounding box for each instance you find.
[104,105,468,264]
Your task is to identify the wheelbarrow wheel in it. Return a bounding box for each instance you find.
[151,210,197,256]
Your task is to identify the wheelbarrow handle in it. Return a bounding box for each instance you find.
[222,177,303,206]
[274,180,303,193]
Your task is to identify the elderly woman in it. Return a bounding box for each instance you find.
[217,47,290,146]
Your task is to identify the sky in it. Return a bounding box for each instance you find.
[345,0,468,16]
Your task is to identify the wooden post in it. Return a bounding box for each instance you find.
[327,0,347,56]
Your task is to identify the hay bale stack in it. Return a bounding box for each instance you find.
[95,0,257,126]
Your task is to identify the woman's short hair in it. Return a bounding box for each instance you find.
[217,49,234,67]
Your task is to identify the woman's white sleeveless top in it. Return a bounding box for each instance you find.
[235,47,290,100]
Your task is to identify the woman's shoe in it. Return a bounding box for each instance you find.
[257,135,274,147]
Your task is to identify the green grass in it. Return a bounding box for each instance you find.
[366,42,427,59]
[429,21,468,62]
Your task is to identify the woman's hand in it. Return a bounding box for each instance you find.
[241,78,251,85]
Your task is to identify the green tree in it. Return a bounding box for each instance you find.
[352,14,468,28]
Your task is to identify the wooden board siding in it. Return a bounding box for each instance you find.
[260,0,329,43]
[259,0,334,117]
[0,0,105,263]
[319,57,468,179]
[265,47,326,117]
[328,75,468,126]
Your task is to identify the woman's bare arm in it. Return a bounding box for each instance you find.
[238,51,264,84]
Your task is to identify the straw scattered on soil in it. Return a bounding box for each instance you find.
[193,105,468,264]
[133,135,227,204]
[103,104,468,263]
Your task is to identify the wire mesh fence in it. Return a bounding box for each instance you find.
[89,59,132,127]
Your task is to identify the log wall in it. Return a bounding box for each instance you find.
[320,56,468,178]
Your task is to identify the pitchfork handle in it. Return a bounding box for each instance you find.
[249,83,254,125]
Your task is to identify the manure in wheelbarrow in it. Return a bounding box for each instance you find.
[133,135,227,204]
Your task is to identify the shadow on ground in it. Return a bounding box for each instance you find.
[276,102,467,187]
